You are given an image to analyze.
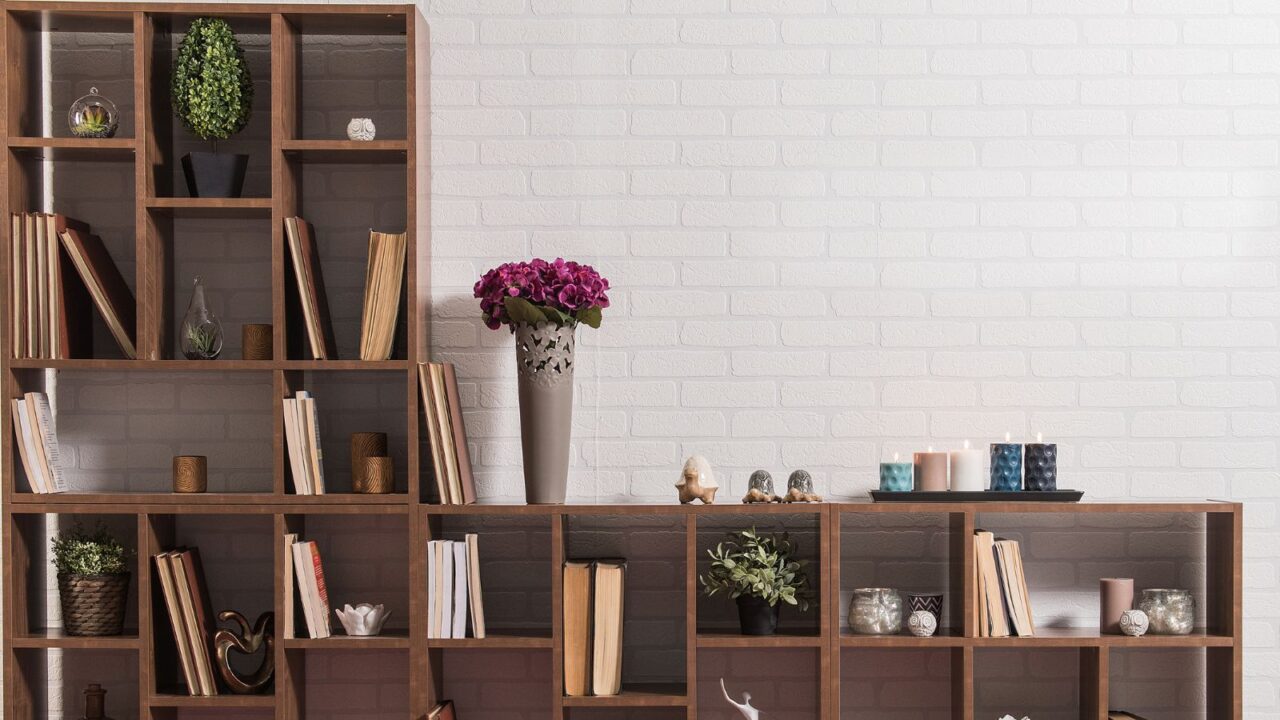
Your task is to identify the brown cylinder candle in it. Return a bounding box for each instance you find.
[1100,578,1134,634]
[913,449,949,491]
[359,456,394,494]
[351,432,388,491]
[241,323,273,361]
[173,455,208,493]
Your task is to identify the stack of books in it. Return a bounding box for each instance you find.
[154,548,217,696]
[426,535,487,639]
[974,530,1035,638]
[10,391,66,494]
[563,559,626,697]
[9,211,136,359]
[284,217,337,360]
[285,534,332,639]
[418,363,475,505]
[358,230,406,361]
[283,391,326,495]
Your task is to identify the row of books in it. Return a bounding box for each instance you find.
[9,211,136,359]
[10,391,66,493]
[418,363,475,505]
[563,559,626,697]
[282,391,326,495]
[974,530,1035,638]
[285,534,332,639]
[284,217,406,362]
[154,548,218,695]
[427,536,487,639]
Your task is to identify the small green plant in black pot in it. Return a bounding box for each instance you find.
[52,523,132,636]
[700,528,810,636]
[172,17,254,198]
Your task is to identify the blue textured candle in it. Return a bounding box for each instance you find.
[989,443,1022,491]
[1025,443,1057,491]
[879,462,913,492]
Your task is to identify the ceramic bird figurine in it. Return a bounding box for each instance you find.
[720,678,760,720]
[783,469,823,503]
[675,455,718,504]
[742,469,780,503]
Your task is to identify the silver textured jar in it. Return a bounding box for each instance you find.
[849,588,903,635]
[1138,589,1194,635]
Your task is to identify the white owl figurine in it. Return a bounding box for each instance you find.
[347,117,376,141]
[1120,609,1150,637]
[907,610,937,637]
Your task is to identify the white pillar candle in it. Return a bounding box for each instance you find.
[949,439,986,492]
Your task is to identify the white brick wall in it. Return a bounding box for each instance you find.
[423,0,1279,717]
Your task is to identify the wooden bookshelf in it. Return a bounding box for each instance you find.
[0,4,1245,720]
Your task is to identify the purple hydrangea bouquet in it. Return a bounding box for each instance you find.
[474,257,610,331]
[473,258,610,504]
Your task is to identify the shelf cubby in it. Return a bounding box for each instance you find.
[10,648,139,720]
[840,647,956,719]
[699,648,821,718]
[3,8,136,139]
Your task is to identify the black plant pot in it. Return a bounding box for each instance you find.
[181,151,248,198]
[736,595,780,636]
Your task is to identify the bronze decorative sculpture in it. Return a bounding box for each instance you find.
[213,610,274,694]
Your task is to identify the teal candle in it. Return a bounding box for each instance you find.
[879,462,913,492]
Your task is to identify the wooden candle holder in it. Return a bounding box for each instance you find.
[358,457,394,494]
[173,455,208,493]
[241,324,273,361]
[350,432,388,491]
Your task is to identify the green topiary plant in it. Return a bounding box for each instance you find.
[700,528,811,611]
[171,17,253,147]
[51,523,131,577]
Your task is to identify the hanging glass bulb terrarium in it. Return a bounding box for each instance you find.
[180,276,223,360]
[68,87,119,139]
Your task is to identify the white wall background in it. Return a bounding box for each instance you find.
[420,0,1280,716]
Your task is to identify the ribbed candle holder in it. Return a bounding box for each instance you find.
[879,462,912,492]
[1025,443,1057,491]
[989,443,1022,492]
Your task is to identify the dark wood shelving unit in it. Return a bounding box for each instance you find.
[1,3,1245,720]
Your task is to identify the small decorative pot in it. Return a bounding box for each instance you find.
[335,603,390,636]
[358,457,395,494]
[907,610,938,637]
[1120,609,1150,638]
[173,455,208,493]
[347,118,376,141]
[350,432,389,490]
[849,588,903,635]
[1139,589,1194,635]
[735,595,780,636]
[58,573,130,636]
[241,324,273,361]
[907,592,944,625]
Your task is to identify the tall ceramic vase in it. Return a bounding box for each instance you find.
[515,321,576,504]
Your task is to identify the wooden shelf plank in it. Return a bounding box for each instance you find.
[7,136,136,160]
[426,629,553,649]
[149,693,275,708]
[840,629,968,648]
[561,683,688,708]
[10,629,140,649]
[281,139,408,163]
[9,358,409,371]
[697,631,823,648]
[145,196,272,217]
[283,630,410,650]
[7,493,411,514]
[968,627,1234,648]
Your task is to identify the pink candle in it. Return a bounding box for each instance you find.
[914,447,949,492]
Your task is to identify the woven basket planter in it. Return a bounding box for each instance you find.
[58,573,130,636]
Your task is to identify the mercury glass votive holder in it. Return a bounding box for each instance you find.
[879,462,913,492]
[1138,589,1194,635]
[849,588,903,635]
[989,443,1022,491]
[1025,443,1058,491]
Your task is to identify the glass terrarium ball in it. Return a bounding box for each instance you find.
[68,87,119,139]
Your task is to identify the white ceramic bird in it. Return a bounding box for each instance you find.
[720,678,760,720]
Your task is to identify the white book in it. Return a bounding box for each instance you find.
[300,394,326,495]
[427,541,440,639]
[452,541,468,639]
[11,399,45,493]
[282,533,298,638]
[440,541,455,639]
[292,541,321,639]
[29,392,65,492]
[465,533,486,639]
[16,397,49,493]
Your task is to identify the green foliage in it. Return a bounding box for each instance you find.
[503,296,584,328]
[51,523,130,576]
[72,106,113,138]
[699,528,810,610]
[186,323,220,355]
[171,17,253,142]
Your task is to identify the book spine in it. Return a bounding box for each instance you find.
[309,543,332,637]
[31,393,65,492]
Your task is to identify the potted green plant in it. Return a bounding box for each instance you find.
[52,523,132,636]
[699,528,810,636]
[171,17,253,198]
